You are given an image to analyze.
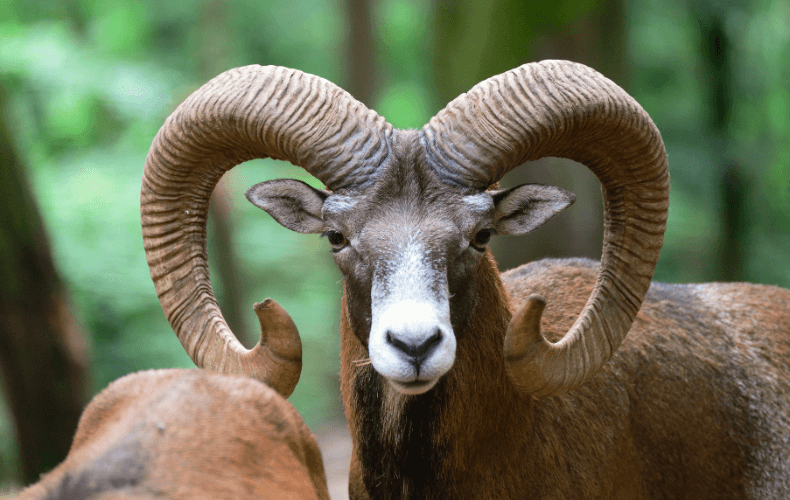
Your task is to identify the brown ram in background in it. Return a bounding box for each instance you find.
[15,301,329,500]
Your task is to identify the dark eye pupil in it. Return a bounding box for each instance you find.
[474,229,491,246]
[328,231,345,246]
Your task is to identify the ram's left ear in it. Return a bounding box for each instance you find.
[491,184,576,236]
[246,179,330,234]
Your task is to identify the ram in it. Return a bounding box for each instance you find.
[15,301,330,500]
[141,61,790,499]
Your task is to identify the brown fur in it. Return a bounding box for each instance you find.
[342,257,790,499]
[16,369,329,500]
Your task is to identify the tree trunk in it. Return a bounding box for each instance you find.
[345,0,377,107]
[695,10,750,282]
[0,87,90,485]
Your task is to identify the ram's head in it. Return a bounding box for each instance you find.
[142,61,667,398]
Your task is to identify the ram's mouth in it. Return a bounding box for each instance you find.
[388,377,439,395]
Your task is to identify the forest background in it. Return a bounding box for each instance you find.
[1,0,788,492]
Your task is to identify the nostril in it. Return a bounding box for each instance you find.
[386,331,410,353]
[417,330,442,357]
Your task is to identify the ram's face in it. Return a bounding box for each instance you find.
[323,173,497,394]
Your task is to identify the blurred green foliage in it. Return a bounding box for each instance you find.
[630,0,790,284]
[0,0,788,489]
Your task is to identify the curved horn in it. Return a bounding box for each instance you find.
[421,60,669,398]
[142,65,392,387]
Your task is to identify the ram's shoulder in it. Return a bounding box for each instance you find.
[502,258,790,346]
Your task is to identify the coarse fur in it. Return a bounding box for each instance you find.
[15,369,330,500]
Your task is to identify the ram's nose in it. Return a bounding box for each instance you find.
[386,329,443,371]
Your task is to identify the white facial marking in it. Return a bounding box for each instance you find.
[322,195,357,217]
[462,193,494,213]
[369,239,456,395]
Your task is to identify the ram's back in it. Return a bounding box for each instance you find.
[16,369,330,500]
[502,258,790,498]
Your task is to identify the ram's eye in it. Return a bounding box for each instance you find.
[322,230,348,251]
[471,229,493,250]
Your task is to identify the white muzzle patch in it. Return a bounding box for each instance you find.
[368,240,456,395]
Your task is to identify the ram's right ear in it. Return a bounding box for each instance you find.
[491,183,575,236]
[245,179,330,234]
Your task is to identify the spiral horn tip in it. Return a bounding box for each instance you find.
[253,298,302,362]
[504,294,548,360]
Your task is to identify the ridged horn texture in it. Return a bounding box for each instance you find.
[421,60,670,398]
[141,65,392,387]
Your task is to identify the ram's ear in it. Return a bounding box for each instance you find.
[491,184,575,236]
[245,179,330,234]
